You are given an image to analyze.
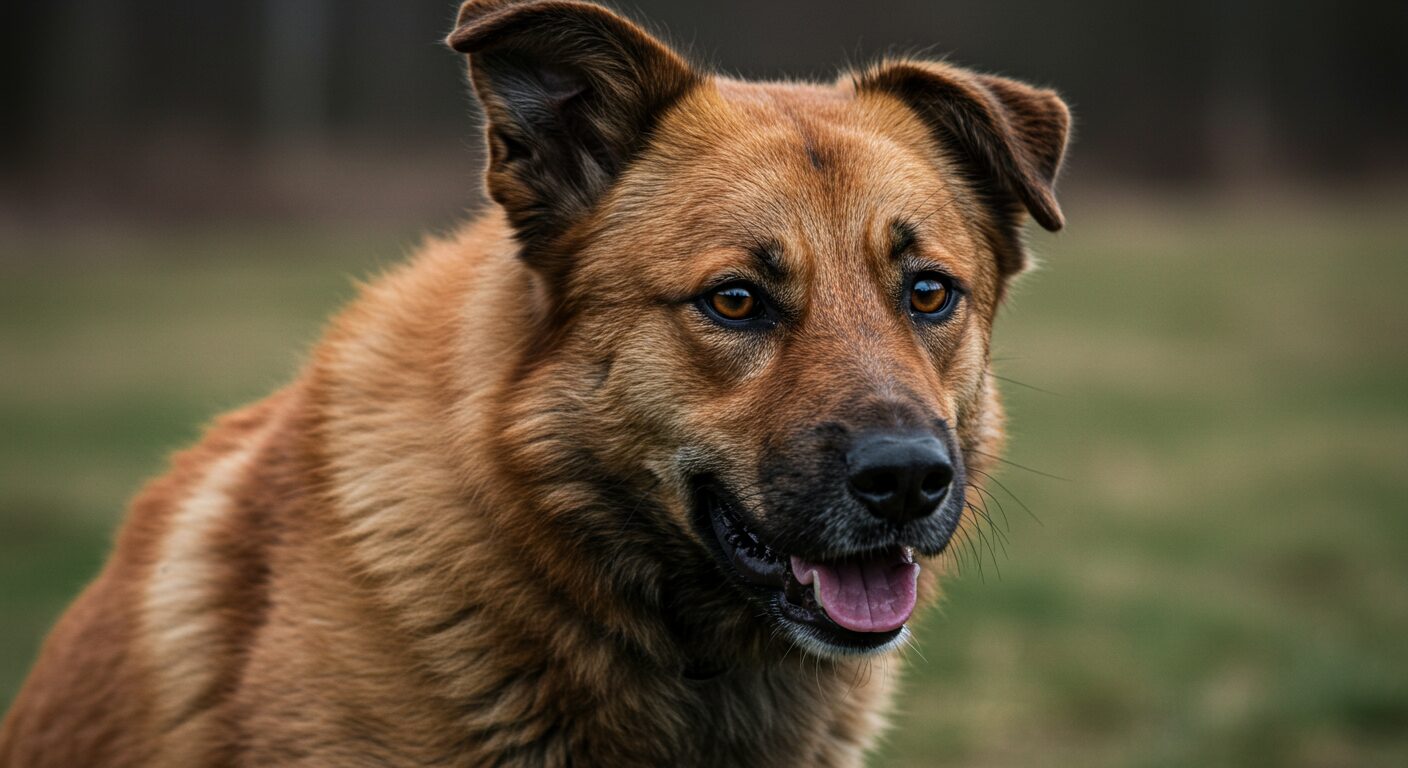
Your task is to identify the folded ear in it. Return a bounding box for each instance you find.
[856,60,1070,235]
[448,0,697,265]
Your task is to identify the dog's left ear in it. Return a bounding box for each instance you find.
[856,60,1070,239]
[448,0,697,267]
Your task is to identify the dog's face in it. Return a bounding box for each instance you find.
[450,0,1068,659]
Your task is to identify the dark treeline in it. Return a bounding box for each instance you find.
[5,0,1407,197]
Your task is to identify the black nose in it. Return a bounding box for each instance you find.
[846,431,954,524]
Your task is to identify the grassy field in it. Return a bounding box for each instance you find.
[2,197,1406,765]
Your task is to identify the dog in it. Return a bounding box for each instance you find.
[0,1,1069,765]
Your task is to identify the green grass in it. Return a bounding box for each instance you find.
[2,198,1407,766]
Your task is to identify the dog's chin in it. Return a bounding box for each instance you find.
[689,483,924,660]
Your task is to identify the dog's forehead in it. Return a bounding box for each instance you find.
[668,77,943,202]
[611,76,983,284]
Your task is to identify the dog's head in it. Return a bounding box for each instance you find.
[449,0,1069,660]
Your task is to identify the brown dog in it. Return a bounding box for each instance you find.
[0,1,1069,765]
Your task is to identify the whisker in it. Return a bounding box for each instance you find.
[967,506,1003,577]
[968,467,1043,526]
[907,634,929,665]
[913,192,960,228]
[988,372,1063,397]
[967,500,1011,555]
[956,525,985,583]
[970,502,1011,569]
[967,482,1012,534]
[970,450,1070,482]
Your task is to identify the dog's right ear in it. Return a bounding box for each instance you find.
[855,60,1070,270]
[448,0,697,265]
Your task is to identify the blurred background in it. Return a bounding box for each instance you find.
[2,1,1406,765]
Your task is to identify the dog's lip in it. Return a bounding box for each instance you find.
[707,488,788,589]
[696,485,919,644]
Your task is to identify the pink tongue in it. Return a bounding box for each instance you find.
[789,553,919,633]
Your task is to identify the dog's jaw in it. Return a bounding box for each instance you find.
[689,482,937,659]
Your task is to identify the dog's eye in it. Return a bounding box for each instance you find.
[704,284,763,323]
[909,274,955,318]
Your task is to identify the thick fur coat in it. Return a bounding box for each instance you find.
[0,1,1069,765]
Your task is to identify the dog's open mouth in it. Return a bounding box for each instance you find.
[697,485,919,655]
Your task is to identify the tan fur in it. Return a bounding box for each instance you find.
[1,2,1068,765]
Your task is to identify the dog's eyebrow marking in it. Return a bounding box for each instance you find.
[750,241,786,278]
[889,220,918,259]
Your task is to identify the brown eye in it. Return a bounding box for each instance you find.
[910,276,952,316]
[709,285,758,321]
